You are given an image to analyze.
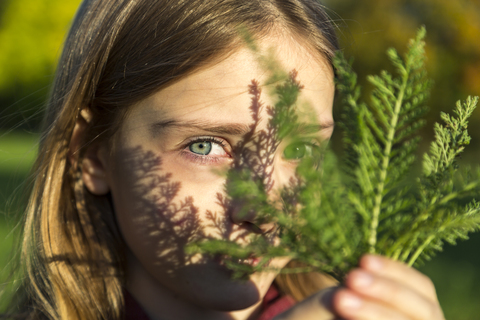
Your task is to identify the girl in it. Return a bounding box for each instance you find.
[6,0,445,319]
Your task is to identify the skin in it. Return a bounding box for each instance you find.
[78,33,445,320]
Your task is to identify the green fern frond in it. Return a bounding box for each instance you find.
[188,27,480,282]
[336,26,433,255]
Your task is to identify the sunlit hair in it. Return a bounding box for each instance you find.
[10,0,338,319]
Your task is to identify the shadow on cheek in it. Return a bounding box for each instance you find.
[113,145,253,274]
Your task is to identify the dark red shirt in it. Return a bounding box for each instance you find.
[124,285,296,320]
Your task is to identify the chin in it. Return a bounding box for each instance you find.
[162,256,289,311]
[172,263,264,311]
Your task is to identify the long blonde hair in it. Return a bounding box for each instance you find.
[11,0,338,319]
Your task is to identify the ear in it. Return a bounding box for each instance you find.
[69,109,110,195]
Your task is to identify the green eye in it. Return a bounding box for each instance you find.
[189,141,212,155]
[283,142,312,160]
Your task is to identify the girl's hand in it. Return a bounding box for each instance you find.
[274,255,446,320]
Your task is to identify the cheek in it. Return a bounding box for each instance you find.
[166,155,227,188]
[271,154,300,188]
[107,146,232,271]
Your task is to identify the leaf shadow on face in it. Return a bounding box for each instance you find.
[112,72,310,279]
[45,72,304,308]
[114,77,293,275]
[113,145,203,271]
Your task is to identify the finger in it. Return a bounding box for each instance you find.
[334,289,410,320]
[273,287,341,320]
[359,255,438,302]
[345,269,445,320]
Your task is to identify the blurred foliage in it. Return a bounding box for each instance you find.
[0,131,37,313]
[324,0,480,161]
[0,0,81,130]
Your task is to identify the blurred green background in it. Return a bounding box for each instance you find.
[0,0,479,318]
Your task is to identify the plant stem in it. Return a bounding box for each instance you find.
[438,181,480,205]
[369,76,408,253]
[391,248,402,260]
[407,234,435,266]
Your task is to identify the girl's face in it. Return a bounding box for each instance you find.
[86,35,334,316]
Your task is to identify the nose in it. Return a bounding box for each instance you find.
[229,201,276,234]
[228,155,292,233]
[229,200,260,227]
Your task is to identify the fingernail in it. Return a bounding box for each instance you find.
[352,271,373,288]
[365,255,383,271]
[339,292,362,310]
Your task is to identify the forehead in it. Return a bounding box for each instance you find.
[125,36,335,133]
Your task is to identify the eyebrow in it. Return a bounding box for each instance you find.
[151,119,335,137]
[296,121,335,134]
[151,120,253,136]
